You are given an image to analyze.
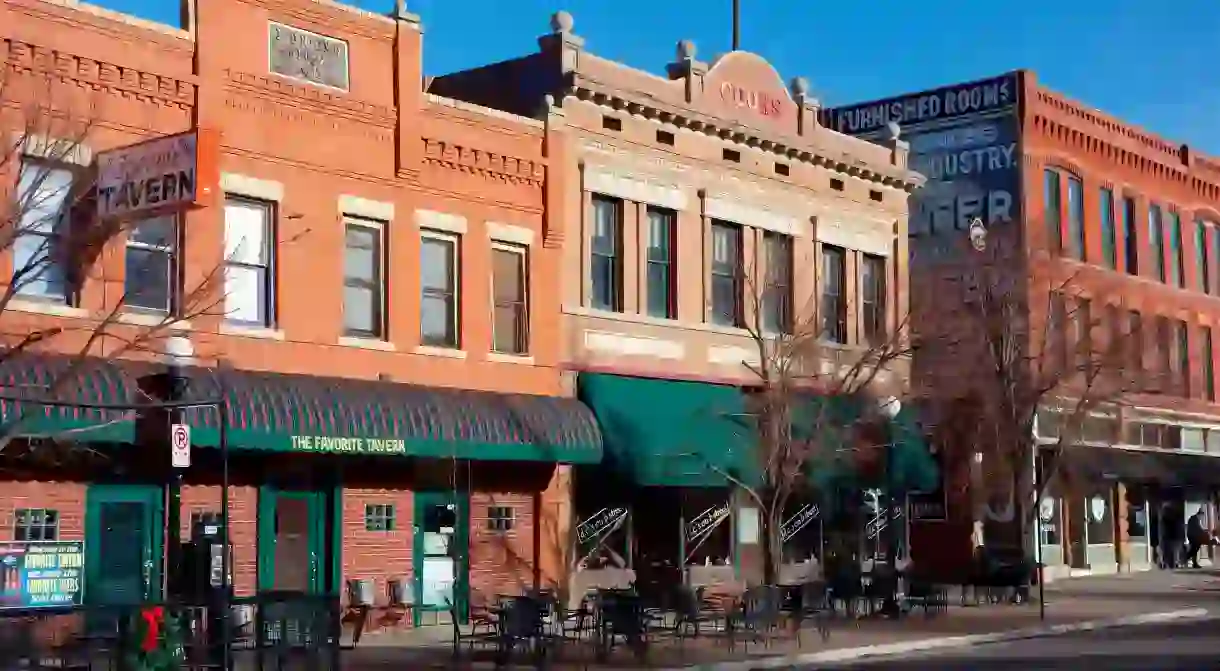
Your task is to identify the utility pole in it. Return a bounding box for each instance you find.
[732,0,740,51]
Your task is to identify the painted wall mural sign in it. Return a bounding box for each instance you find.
[823,73,1022,261]
[97,130,219,220]
[289,434,407,454]
[0,541,84,609]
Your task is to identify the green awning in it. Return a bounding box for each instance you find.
[0,354,137,443]
[180,369,602,463]
[577,373,755,487]
[802,397,938,494]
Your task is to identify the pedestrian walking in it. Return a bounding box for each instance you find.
[1185,510,1214,569]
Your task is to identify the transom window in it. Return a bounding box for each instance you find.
[420,232,459,348]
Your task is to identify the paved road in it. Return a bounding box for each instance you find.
[827,618,1220,670]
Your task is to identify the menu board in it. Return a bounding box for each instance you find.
[0,541,84,609]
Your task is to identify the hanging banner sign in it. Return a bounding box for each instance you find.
[685,503,731,542]
[866,505,905,539]
[96,129,220,221]
[577,507,628,544]
[0,541,84,609]
[781,504,821,543]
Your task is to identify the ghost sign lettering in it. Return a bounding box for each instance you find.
[96,130,218,220]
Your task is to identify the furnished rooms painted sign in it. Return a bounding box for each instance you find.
[97,130,219,220]
[824,73,1020,136]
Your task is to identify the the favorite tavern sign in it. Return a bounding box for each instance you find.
[97,130,216,220]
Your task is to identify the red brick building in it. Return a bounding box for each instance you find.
[826,71,1220,579]
[0,0,595,626]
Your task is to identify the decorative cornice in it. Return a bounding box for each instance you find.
[566,81,921,192]
[421,138,545,186]
[7,0,193,51]
[3,40,195,109]
[224,69,395,128]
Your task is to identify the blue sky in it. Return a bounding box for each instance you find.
[106,0,1220,153]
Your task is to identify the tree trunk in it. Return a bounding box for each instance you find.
[761,505,782,586]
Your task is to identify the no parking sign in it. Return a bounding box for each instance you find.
[171,423,191,468]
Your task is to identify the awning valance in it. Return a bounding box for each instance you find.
[801,396,939,494]
[577,373,754,487]
[0,354,137,443]
[0,355,602,464]
[1062,446,1220,488]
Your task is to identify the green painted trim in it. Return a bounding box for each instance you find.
[330,480,343,594]
[412,490,470,625]
[257,486,327,594]
[256,485,276,592]
[84,483,164,604]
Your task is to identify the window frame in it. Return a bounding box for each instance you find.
[342,217,387,340]
[1100,187,1116,269]
[761,231,793,334]
[487,505,516,533]
[491,241,530,355]
[419,230,461,349]
[1176,319,1191,397]
[1205,326,1216,402]
[222,195,277,328]
[363,503,396,532]
[1169,210,1185,289]
[13,507,59,541]
[123,215,181,315]
[861,253,887,345]
[709,220,743,328]
[1121,196,1138,275]
[1043,169,1062,253]
[590,195,624,313]
[645,206,677,320]
[13,159,78,304]
[1066,175,1085,259]
[1197,219,1211,295]
[820,244,848,344]
[1150,204,1166,283]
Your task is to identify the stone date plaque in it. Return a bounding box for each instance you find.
[268,22,350,91]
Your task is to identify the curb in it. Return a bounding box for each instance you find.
[662,607,1215,671]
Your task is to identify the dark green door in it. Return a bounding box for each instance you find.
[257,487,325,593]
[412,491,469,625]
[85,484,163,604]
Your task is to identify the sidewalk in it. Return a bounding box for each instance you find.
[341,571,1220,670]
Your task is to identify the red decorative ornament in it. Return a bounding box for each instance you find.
[140,606,165,652]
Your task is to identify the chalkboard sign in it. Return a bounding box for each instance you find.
[0,541,84,609]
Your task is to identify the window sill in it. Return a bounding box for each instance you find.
[220,323,286,340]
[414,345,467,359]
[117,312,193,330]
[7,299,88,319]
[487,352,534,365]
[572,305,751,338]
[338,336,396,352]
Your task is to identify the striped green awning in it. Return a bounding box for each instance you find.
[179,368,602,463]
[0,354,137,443]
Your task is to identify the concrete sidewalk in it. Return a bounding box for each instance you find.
[341,570,1220,670]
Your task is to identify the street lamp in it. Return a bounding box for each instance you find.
[162,334,194,599]
[877,396,901,617]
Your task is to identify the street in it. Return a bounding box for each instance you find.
[829,618,1220,670]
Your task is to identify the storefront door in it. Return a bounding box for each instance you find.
[85,484,163,604]
[412,491,469,626]
[257,488,325,593]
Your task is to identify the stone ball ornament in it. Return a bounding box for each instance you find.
[677,39,696,60]
[551,10,574,33]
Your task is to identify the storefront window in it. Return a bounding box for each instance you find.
[1085,493,1114,545]
[1208,430,1220,454]
[1126,490,1148,539]
[1182,428,1205,452]
[1038,497,1060,548]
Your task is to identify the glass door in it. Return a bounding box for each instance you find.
[412,491,469,626]
[85,484,164,604]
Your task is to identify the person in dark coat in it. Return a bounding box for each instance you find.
[1186,510,1212,569]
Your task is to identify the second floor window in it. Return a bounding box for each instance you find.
[124,216,178,313]
[1176,320,1190,397]
[710,221,742,327]
[861,254,886,344]
[1156,316,1172,389]
[645,207,676,319]
[1205,326,1216,402]
[1122,196,1138,275]
[590,196,622,312]
[761,232,792,334]
[342,219,385,339]
[420,232,459,348]
[1197,220,1211,295]
[820,244,846,344]
[1067,175,1084,259]
[492,244,529,355]
[1043,169,1062,253]
[14,160,74,302]
[1169,211,1184,289]
[1150,204,1166,282]
[223,197,275,326]
[1128,310,1143,382]
[1100,188,1116,269]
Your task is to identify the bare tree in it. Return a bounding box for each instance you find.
[0,64,226,456]
[913,224,1153,551]
[693,253,919,585]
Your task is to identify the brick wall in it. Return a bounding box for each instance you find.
[469,491,535,599]
[340,486,413,604]
[179,484,258,595]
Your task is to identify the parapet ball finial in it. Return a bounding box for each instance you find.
[551,10,574,34]
[790,76,809,97]
[677,39,696,60]
[885,121,901,141]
